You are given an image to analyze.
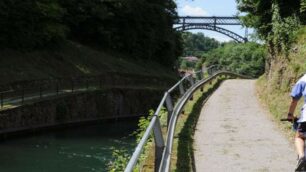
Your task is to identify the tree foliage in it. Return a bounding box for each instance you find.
[237,0,305,76]
[0,0,182,66]
[182,32,220,57]
[201,42,266,78]
[0,0,67,49]
[237,0,305,43]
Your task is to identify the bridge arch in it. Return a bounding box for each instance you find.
[175,24,247,43]
[174,16,248,43]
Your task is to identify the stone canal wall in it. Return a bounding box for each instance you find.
[0,87,164,136]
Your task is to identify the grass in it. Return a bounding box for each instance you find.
[256,77,294,137]
[171,78,224,172]
[0,41,177,85]
[135,77,225,172]
[256,26,306,138]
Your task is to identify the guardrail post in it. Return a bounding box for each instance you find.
[179,82,185,96]
[153,117,165,172]
[190,94,194,101]
[188,75,195,86]
[165,93,173,127]
[188,76,194,101]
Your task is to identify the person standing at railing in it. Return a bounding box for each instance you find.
[286,73,306,170]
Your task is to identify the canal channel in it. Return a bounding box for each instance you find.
[0,119,139,172]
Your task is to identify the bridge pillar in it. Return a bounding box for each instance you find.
[213,16,217,30]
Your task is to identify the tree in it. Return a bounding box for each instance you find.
[182,32,220,56]
[0,0,182,66]
[0,0,67,49]
[200,42,266,78]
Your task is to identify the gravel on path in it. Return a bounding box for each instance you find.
[194,79,296,172]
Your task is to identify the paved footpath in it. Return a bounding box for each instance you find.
[194,79,296,172]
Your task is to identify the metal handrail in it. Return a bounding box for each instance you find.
[124,69,202,172]
[124,65,252,172]
[158,70,251,171]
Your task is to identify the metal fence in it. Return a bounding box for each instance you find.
[0,74,171,109]
[124,65,252,172]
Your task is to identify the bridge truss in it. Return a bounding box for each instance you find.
[174,16,248,43]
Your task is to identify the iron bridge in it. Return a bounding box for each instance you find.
[174,16,248,43]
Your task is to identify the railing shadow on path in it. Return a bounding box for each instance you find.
[176,78,224,172]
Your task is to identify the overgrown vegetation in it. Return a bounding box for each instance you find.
[237,0,305,74]
[109,108,168,172]
[0,0,181,66]
[237,0,306,132]
[256,26,306,128]
[178,57,198,70]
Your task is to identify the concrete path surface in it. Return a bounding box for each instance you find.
[194,79,296,172]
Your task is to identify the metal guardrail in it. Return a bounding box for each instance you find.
[124,65,252,172]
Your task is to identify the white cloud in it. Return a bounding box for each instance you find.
[182,5,209,16]
[212,35,232,42]
[188,30,233,42]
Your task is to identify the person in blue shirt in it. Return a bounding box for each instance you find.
[287,74,306,170]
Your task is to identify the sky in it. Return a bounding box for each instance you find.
[175,0,250,42]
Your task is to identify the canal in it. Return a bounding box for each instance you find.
[0,119,139,172]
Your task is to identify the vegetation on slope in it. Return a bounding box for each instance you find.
[0,41,178,85]
[237,0,305,72]
[257,27,306,125]
[198,42,266,78]
[179,32,266,78]
[178,32,220,70]
[181,32,220,57]
[0,0,182,85]
[237,0,306,130]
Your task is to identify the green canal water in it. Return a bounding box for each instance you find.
[0,119,139,172]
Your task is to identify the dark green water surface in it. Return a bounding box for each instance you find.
[0,119,138,172]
